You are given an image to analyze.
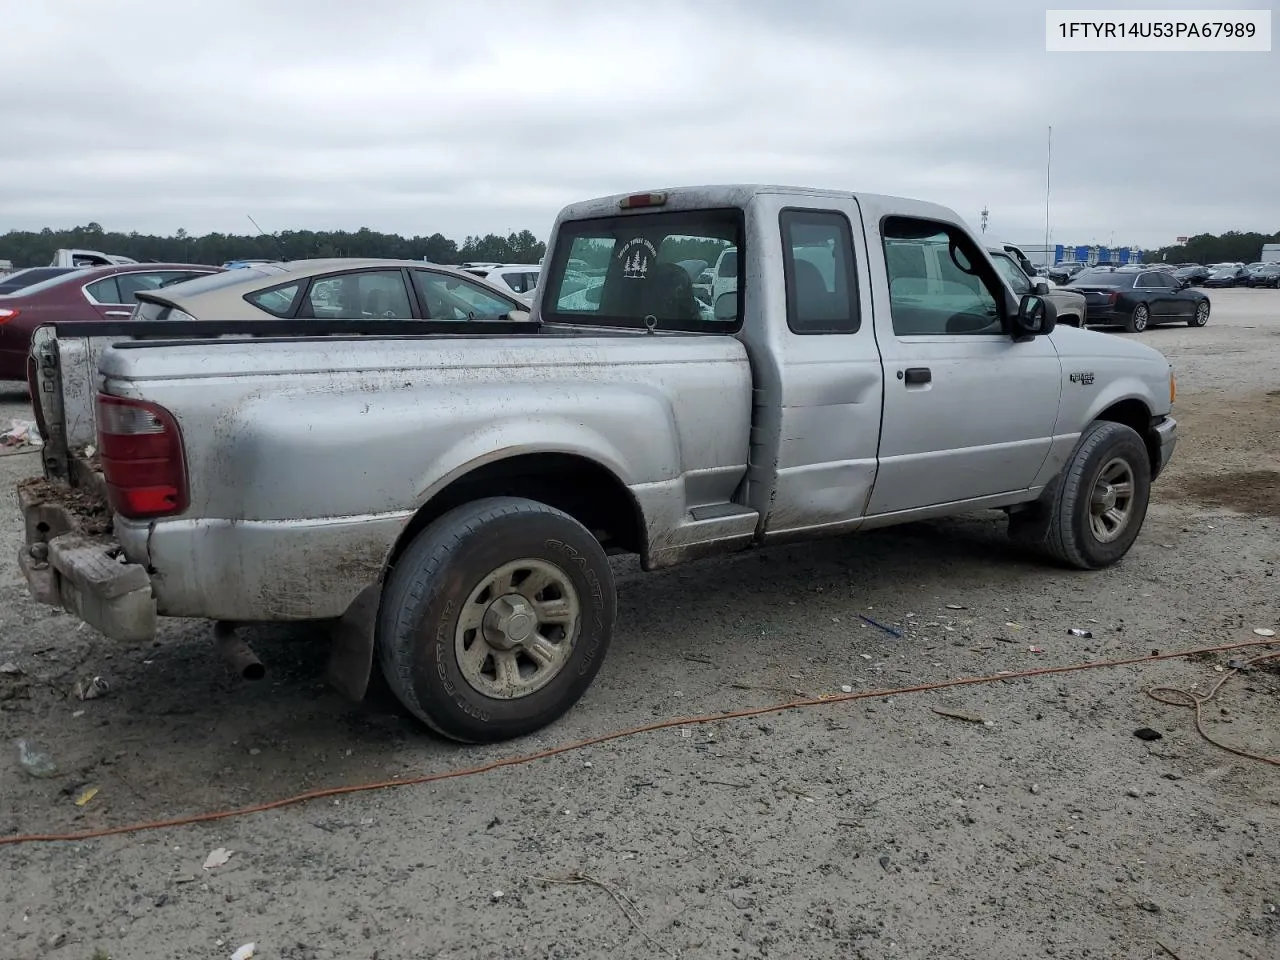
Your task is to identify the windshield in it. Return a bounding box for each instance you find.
[541,208,743,331]
[144,265,282,299]
[1,269,88,297]
[990,252,1031,294]
[1072,270,1136,287]
[0,267,81,294]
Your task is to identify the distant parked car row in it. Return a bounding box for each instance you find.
[1065,266,1211,333]
[0,258,534,383]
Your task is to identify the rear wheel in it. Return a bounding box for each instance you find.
[377,497,616,743]
[1125,303,1150,333]
[1189,300,1210,327]
[1008,420,1152,570]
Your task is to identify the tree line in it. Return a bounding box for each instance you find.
[1144,229,1280,265]
[0,223,547,269]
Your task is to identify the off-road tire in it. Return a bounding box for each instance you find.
[1008,420,1152,570]
[377,497,615,743]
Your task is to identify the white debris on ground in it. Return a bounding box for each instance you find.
[1,419,41,449]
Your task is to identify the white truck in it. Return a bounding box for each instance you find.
[17,184,1178,743]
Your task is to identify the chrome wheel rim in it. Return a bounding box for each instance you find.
[454,558,580,700]
[1132,306,1148,330]
[1194,302,1208,325]
[1089,457,1136,543]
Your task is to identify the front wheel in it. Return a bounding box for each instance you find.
[1008,420,1152,570]
[377,497,616,743]
[1125,303,1150,333]
[1188,300,1210,327]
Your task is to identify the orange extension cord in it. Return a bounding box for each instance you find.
[1,638,1276,847]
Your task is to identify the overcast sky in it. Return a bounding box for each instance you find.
[2,0,1276,248]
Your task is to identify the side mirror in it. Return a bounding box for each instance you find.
[714,291,737,321]
[1012,294,1053,338]
[1032,279,1050,295]
[585,286,602,306]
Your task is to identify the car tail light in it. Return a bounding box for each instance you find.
[96,394,188,519]
[0,307,19,324]
[1108,292,1118,305]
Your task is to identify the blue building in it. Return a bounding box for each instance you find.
[1054,244,1143,266]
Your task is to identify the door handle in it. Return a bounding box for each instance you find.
[902,367,931,385]
[104,310,132,317]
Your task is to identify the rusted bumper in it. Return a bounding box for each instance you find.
[17,483,157,643]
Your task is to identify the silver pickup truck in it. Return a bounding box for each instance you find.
[17,184,1177,743]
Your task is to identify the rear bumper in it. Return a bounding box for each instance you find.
[18,477,412,639]
[17,483,158,643]
[1084,306,1124,324]
[1152,415,1177,479]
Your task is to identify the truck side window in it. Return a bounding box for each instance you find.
[882,218,1004,336]
[779,209,860,334]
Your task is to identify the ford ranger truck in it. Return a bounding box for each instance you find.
[17,184,1177,743]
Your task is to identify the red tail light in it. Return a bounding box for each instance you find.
[1108,291,1118,305]
[96,394,189,519]
[0,307,19,324]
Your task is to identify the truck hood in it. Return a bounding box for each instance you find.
[1048,324,1170,369]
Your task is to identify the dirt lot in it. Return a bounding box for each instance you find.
[1,291,1277,960]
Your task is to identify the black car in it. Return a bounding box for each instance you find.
[1202,263,1249,287]
[1048,262,1087,284]
[1174,264,1210,286]
[1246,264,1280,288]
[1070,268,1210,332]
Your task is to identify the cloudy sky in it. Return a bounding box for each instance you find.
[2,0,1276,248]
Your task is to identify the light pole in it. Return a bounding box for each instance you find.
[980,207,989,234]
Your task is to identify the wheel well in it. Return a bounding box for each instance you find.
[388,453,646,566]
[1095,399,1156,469]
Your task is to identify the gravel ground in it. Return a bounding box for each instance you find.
[1,290,1278,960]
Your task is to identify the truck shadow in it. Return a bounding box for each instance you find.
[3,510,1108,833]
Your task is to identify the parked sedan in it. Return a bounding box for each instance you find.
[1048,262,1087,284]
[1202,263,1249,287]
[1070,267,1210,332]
[127,258,532,327]
[1246,264,1280,288]
[1174,264,1209,286]
[0,262,220,381]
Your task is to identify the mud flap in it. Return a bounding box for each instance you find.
[325,585,380,701]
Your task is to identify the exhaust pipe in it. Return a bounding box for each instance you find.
[214,621,265,681]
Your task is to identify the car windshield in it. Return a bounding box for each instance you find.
[1072,270,1136,287]
[0,269,88,297]
[990,253,1031,294]
[541,207,743,331]
[0,267,81,294]
[145,265,281,299]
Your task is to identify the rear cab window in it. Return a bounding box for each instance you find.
[542,208,743,331]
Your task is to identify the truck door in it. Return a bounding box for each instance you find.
[864,215,1062,515]
[746,201,886,540]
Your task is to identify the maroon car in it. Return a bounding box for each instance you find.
[0,262,221,381]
